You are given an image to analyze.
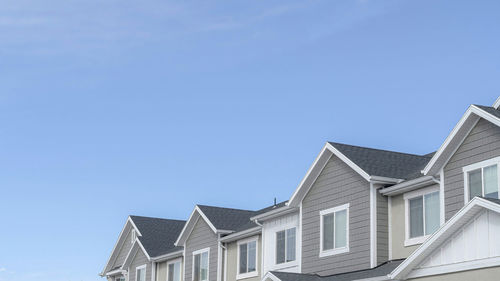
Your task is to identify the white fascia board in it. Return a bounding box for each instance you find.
[219,226,261,243]
[105,268,126,277]
[379,176,438,196]
[369,176,403,184]
[423,105,500,175]
[101,217,140,275]
[389,197,500,280]
[493,96,500,109]
[250,205,297,222]
[289,142,373,207]
[175,206,218,246]
[262,272,282,281]
[151,250,184,262]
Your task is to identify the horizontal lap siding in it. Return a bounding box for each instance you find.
[376,192,388,264]
[444,119,500,220]
[113,229,133,268]
[129,249,151,281]
[301,156,371,276]
[185,217,218,281]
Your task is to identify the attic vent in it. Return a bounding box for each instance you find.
[131,229,136,244]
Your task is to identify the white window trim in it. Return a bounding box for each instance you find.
[404,186,440,247]
[136,264,147,281]
[463,156,500,203]
[192,247,210,281]
[274,227,297,266]
[166,258,182,281]
[319,203,350,258]
[236,236,259,280]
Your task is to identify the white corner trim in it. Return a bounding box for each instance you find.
[423,105,500,175]
[388,196,392,261]
[370,183,377,268]
[319,203,350,258]
[439,169,445,225]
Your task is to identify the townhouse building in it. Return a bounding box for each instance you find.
[101,97,500,281]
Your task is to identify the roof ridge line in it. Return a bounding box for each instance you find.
[328,141,432,158]
[130,215,186,222]
[196,204,256,213]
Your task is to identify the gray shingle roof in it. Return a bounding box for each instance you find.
[474,105,500,119]
[197,205,257,231]
[271,259,404,281]
[329,142,433,180]
[130,215,185,258]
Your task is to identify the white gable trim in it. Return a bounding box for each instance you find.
[423,105,500,176]
[122,240,152,270]
[101,217,143,276]
[389,197,500,280]
[494,96,500,109]
[261,272,282,281]
[408,256,500,279]
[175,205,218,246]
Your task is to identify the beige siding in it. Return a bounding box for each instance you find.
[376,192,388,264]
[128,249,151,281]
[301,155,371,276]
[444,119,500,220]
[185,217,218,281]
[408,266,500,281]
[390,194,419,259]
[225,236,261,281]
[156,261,167,281]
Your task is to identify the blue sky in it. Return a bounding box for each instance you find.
[0,0,499,280]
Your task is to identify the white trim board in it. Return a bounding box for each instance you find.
[175,206,219,246]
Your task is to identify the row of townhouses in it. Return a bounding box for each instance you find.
[101,97,500,281]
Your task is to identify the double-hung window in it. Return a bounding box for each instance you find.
[276,227,296,264]
[319,203,349,257]
[193,248,209,281]
[167,258,182,281]
[237,237,258,279]
[404,187,440,246]
[136,265,146,281]
[464,158,500,201]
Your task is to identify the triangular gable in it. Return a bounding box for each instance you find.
[101,216,144,275]
[121,240,151,270]
[288,142,400,207]
[423,103,500,176]
[174,205,218,246]
[389,197,500,280]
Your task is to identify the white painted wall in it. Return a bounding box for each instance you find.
[261,212,301,274]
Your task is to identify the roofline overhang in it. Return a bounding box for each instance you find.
[379,176,439,196]
[389,197,500,280]
[423,104,500,176]
[151,250,184,262]
[103,268,126,277]
[250,205,297,222]
[175,206,219,246]
[219,226,261,243]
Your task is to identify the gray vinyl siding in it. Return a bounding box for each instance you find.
[129,249,151,281]
[301,155,371,276]
[376,192,388,264]
[112,229,133,268]
[444,118,500,220]
[184,217,218,281]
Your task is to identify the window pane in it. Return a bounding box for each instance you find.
[322,214,334,251]
[484,165,498,199]
[168,264,175,281]
[335,210,347,248]
[409,197,424,238]
[248,241,256,272]
[286,228,296,262]
[469,169,482,200]
[424,192,440,235]
[276,230,285,264]
[174,262,181,281]
[194,254,200,281]
[200,252,208,281]
[239,244,247,274]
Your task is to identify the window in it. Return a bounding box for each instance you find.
[319,203,349,257]
[464,161,499,201]
[136,265,146,281]
[115,277,125,281]
[131,229,136,245]
[193,248,209,281]
[167,259,182,281]
[276,227,296,264]
[237,237,258,279]
[404,187,440,246]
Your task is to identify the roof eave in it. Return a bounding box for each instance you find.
[379,176,438,196]
[219,226,262,243]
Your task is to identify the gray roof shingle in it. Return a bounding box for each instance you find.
[130,215,186,258]
[197,205,257,231]
[271,259,404,281]
[329,142,433,180]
